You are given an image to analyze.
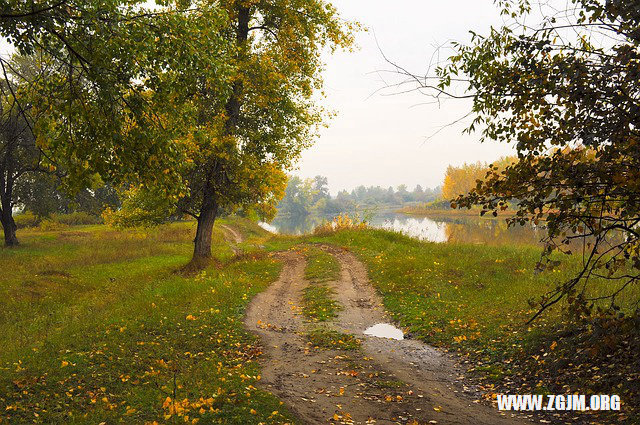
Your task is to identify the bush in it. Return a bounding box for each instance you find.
[421,199,452,210]
[51,212,102,226]
[13,211,102,229]
[38,219,69,231]
[14,211,39,228]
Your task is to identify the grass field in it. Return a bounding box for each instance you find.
[305,228,638,422]
[2,219,637,424]
[0,219,295,425]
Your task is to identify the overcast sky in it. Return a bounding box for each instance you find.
[299,0,516,194]
[0,1,518,195]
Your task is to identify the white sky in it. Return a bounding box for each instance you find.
[297,0,516,194]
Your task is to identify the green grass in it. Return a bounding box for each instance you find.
[309,228,637,346]
[300,247,341,322]
[302,285,340,322]
[0,219,296,425]
[3,217,637,423]
[306,328,361,351]
[303,247,340,283]
[374,380,405,389]
[304,227,639,421]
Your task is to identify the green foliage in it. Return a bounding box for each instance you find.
[0,6,218,245]
[166,0,355,222]
[0,219,295,424]
[1,1,357,257]
[102,1,357,261]
[51,212,103,226]
[437,0,640,317]
[104,186,180,228]
[8,3,202,194]
[12,211,39,228]
[14,211,103,229]
[15,172,120,218]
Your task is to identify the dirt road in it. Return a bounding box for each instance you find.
[244,245,527,424]
[220,224,244,244]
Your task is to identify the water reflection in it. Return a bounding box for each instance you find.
[369,215,448,243]
[364,323,404,340]
[264,211,547,246]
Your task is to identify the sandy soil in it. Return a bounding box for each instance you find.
[244,245,528,425]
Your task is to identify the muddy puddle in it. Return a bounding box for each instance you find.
[364,323,404,340]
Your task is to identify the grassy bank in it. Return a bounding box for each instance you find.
[0,219,295,425]
[397,205,517,218]
[303,228,638,423]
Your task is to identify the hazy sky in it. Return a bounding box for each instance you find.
[299,0,516,194]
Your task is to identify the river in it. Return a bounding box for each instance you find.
[261,210,548,246]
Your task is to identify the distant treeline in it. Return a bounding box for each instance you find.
[277,176,441,216]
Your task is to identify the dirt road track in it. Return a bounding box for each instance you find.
[245,245,527,424]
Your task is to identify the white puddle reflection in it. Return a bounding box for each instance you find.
[364,323,404,340]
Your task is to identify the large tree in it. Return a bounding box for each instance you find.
[109,0,355,263]
[428,0,640,318]
[0,1,230,246]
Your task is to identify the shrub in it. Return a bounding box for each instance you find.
[51,212,102,226]
[14,211,102,230]
[313,213,367,236]
[38,219,69,231]
[13,211,39,228]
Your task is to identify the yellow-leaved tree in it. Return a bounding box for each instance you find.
[107,0,357,264]
[442,157,517,202]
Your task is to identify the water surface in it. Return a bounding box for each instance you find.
[263,210,546,246]
[364,323,404,340]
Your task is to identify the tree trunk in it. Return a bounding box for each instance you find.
[193,197,218,260]
[1,208,18,247]
[190,3,249,264]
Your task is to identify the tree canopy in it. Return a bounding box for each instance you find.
[433,0,640,318]
[0,1,221,245]
[105,0,356,262]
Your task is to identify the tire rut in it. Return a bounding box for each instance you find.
[244,247,527,425]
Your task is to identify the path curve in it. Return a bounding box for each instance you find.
[219,224,244,244]
[245,246,526,424]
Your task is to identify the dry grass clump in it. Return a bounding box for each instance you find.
[313,213,367,235]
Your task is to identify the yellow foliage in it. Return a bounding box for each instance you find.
[313,213,367,235]
[442,156,517,200]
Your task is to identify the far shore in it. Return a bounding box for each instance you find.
[397,206,518,219]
